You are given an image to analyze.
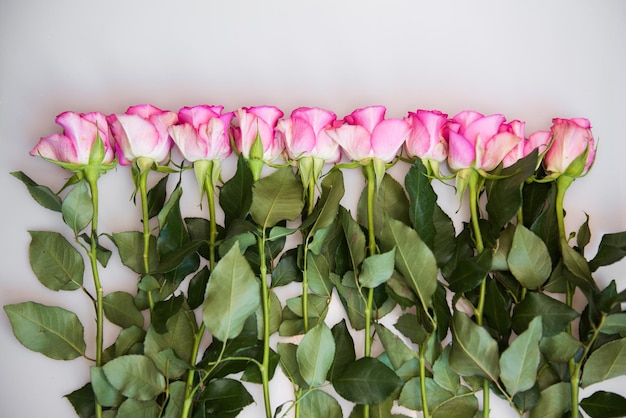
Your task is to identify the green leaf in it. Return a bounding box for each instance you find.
[449,310,500,381]
[144,308,195,377]
[62,180,93,234]
[297,322,336,386]
[395,313,429,345]
[485,150,537,231]
[250,166,304,228]
[151,295,185,334]
[146,175,168,219]
[199,378,254,414]
[499,317,542,395]
[79,233,112,267]
[529,382,570,418]
[278,342,308,388]
[512,292,578,337]
[580,390,626,418]
[432,347,460,393]
[111,231,159,274]
[271,250,300,287]
[306,251,333,296]
[539,332,582,363]
[90,366,124,407]
[103,291,144,329]
[359,248,396,288]
[405,159,437,250]
[203,242,260,341]
[327,319,356,381]
[431,391,478,418]
[162,381,186,418]
[380,216,438,308]
[348,397,395,418]
[28,230,84,291]
[333,357,402,404]
[300,389,343,418]
[301,169,345,235]
[64,383,95,418]
[114,326,146,357]
[589,231,626,271]
[220,154,253,225]
[561,241,597,293]
[374,323,416,371]
[187,266,210,310]
[255,288,282,337]
[507,225,552,289]
[102,355,165,400]
[340,206,366,270]
[357,172,410,235]
[600,313,626,334]
[116,398,161,418]
[11,171,62,212]
[444,251,492,293]
[398,377,453,411]
[582,338,626,387]
[4,301,86,360]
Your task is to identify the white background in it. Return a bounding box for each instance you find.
[1,1,626,417]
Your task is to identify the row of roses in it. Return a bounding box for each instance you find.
[31,104,595,184]
[16,103,606,418]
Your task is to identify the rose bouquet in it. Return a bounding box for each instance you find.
[6,104,626,418]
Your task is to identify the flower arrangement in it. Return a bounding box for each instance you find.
[6,104,626,418]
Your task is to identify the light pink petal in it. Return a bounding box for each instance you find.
[370,118,410,162]
[327,124,372,162]
[178,105,223,128]
[405,113,430,158]
[55,112,98,163]
[451,110,484,131]
[30,134,80,163]
[463,113,506,145]
[524,131,551,156]
[170,124,205,162]
[248,106,284,127]
[481,132,523,171]
[447,131,475,171]
[278,117,316,159]
[346,106,386,134]
[112,114,161,164]
[202,117,232,160]
[125,104,166,118]
[314,129,341,162]
[291,107,336,135]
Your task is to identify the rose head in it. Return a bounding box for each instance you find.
[544,117,596,177]
[326,105,410,163]
[30,111,114,166]
[446,110,522,172]
[501,120,551,168]
[169,105,233,162]
[107,104,178,166]
[231,106,284,162]
[275,107,340,163]
[404,109,449,162]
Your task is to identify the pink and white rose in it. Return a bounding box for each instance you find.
[107,104,178,166]
[276,107,340,163]
[231,106,284,162]
[543,117,595,177]
[30,111,114,165]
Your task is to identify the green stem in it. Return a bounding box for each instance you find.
[138,168,154,309]
[467,170,490,418]
[419,344,430,418]
[85,171,103,418]
[363,162,379,418]
[259,232,272,418]
[555,175,579,417]
[302,179,316,335]
[181,179,218,418]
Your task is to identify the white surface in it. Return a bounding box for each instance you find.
[1,1,626,417]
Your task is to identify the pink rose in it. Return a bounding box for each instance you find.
[404,109,448,162]
[326,106,410,163]
[169,105,233,162]
[231,106,284,161]
[446,110,522,172]
[30,111,114,165]
[543,117,595,176]
[107,104,178,166]
[275,107,340,163]
[499,121,551,168]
